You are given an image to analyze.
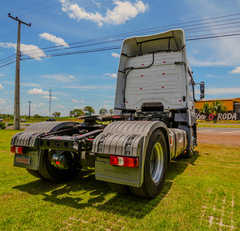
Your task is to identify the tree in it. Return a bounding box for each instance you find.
[84,106,95,115]
[99,108,108,115]
[211,100,228,115]
[52,111,61,118]
[70,109,85,117]
[199,102,212,117]
[69,110,74,117]
[34,114,43,118]
[109,108,114,115]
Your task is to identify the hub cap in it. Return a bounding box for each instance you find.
[150,142,164,183]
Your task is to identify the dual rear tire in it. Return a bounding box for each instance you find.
[109,130,167,198]
[27,150,81,182]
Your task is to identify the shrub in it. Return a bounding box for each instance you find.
[0,122,6,129]
[7,123,14,126]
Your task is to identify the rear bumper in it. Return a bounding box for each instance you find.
[14,150,42,170]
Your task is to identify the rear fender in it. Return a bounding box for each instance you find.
[92,121,170,187]
[11,121,78,170]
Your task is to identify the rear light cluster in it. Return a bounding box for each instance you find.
[110,155,139,168]
[11,146,25,154]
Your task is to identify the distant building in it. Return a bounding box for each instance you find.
[195,98,240,113]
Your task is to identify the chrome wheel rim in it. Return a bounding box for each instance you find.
[150,142,164,183]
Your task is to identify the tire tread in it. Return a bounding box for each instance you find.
[108,182,131,195]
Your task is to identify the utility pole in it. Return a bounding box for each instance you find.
[27,101,32,118]
[49,89,52,117]
[8,13,31,130]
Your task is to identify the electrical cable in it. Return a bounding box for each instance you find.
[0,54,15,63]
[0,29,17,39]
[31,1,113,24]
[0,0,49,19]
[18,17,240,55]
[0,60,16,68]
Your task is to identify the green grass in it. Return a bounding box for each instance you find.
[0,130,240,230]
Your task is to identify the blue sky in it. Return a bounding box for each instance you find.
[0,0,240,116]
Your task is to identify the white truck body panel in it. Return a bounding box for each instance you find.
[125,51,186,110]
[114,29,190,111]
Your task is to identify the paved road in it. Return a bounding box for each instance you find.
[198,127,240,135]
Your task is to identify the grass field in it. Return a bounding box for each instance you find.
[0,130,240,230]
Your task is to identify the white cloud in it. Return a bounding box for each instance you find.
[104,105,109,107]
[2,81,14,85]
[103,73,117,78]
[229,67,240,74]
[206,87,240,95]
[69,75,74,78]
[39,32,69,47]
[43,74,74,82]
[21,82,42,87]
[92,0,101,7]
[111,52,120,58]
[74,106,84,109]
[185,0,240,67]
[38,103,45,107]
[64,85,115,90]
[103,100,111,102]
[28,88,49,95]
[0,84,3,89]
[0,99,5,104]
[41,95,59,99]
[0,73,6,77]
[206,74,218,78]
[57,104,65,108]
[0,42,47,60]
[72,99,79,103]
[72,99,85,103]
[60,0,149,27]
[3,92,8,94]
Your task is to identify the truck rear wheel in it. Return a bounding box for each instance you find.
[38,150,81,182]
[26,169,44,179]
[184,149,193,159]
[130,130,167,198]
[108,182,131,195]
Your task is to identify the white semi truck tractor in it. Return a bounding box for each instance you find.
[10,29,203,198]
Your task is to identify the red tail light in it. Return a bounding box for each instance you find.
[110,155,139,168]
[112,116,121,119]
[11,146,25,154]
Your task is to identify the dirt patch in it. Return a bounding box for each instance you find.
[198,133,240,146]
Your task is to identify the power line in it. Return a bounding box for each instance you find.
[0,54,16,63]
[2,12,240,67]
[0,0,49,19]
[0,60,16,68]
[31,1,114,24]
[186,32,240,41]
[19,16,240,56]
[18,20,240,59]
[0,29,17,39]
[20,32,240,61]
[1,32,240,68]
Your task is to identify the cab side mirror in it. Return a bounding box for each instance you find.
[200,81,205,99]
